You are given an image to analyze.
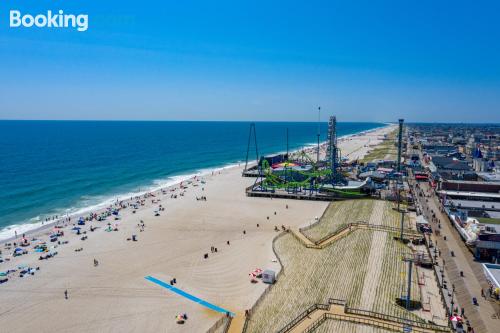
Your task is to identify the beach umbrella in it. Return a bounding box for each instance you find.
[450,315,462,322]
[14,248,23,252]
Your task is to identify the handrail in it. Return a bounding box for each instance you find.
[276,299,451,333]
[222,316,232,333]
[339,298,450,331]
[302,313,328,333]
[299,221,420,249]
[345,308,449,331]
[206,316,231,333]
[323,313,423,333]
[327,298,347,306]
[304,312,451,333]
[276,303,329,333]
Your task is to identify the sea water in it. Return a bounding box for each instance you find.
[0,121,385,239]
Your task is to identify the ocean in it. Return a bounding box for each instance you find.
[0,121,385,239]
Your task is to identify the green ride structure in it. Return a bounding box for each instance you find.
[247,116,373,199]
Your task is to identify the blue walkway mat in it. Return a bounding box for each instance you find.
[145,276,235,316]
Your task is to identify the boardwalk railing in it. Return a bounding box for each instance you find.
[277,299,451,333]
[295,221,421,250]
[327,298,347,306]
[275,303,330,333]
[345,308,449,331]
[303,313,425,333]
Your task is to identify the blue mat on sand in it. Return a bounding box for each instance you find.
[145,276,235,316]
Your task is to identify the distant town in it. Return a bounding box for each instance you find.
[407,123,500,260]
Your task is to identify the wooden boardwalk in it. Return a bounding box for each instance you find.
[415,180,500,333]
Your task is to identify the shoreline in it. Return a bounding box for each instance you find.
[0,123,395,333]
[0,123,391,244]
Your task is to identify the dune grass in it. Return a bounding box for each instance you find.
[361,129,399,163]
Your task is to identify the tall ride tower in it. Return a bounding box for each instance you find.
[397,119,404,172]
[326,116,342,184]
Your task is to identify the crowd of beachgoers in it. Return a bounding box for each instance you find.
[0,163,298,288]
[0,126,391,287]
[0,173,213,285]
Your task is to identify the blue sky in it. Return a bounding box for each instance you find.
[0,0,499,122]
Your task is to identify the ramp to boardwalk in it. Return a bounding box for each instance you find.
[277,299,450,333]
[291,222,420,249]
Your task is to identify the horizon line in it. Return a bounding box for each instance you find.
[1,119,500,125]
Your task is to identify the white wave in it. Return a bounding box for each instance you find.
[0,221,47,241]
[0,125,388,241]
[0,162,244,241]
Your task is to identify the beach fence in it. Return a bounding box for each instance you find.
[205,315,232,333]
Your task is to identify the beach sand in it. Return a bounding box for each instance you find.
[0,125,395,333]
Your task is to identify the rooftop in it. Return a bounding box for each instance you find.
[446,199,500,210]
[482,264,500,289]
[439,190,500,199]
[477,172,500,182]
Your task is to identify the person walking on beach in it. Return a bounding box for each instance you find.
[64,290,68,299]
[94,259,99,267]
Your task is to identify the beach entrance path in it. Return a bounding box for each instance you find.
[145,276,235,316]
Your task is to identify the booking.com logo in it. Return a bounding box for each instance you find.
[9,9,88,32]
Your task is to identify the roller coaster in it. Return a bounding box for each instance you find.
[254,156,369,198]
[246,116,372,199]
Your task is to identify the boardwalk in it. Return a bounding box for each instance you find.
[411,175,500,332]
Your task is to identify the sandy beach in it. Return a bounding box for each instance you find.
[0,125,395,333]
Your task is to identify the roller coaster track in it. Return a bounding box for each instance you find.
[258,159,366,198]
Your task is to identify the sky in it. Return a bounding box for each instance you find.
[0,0,499,122]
